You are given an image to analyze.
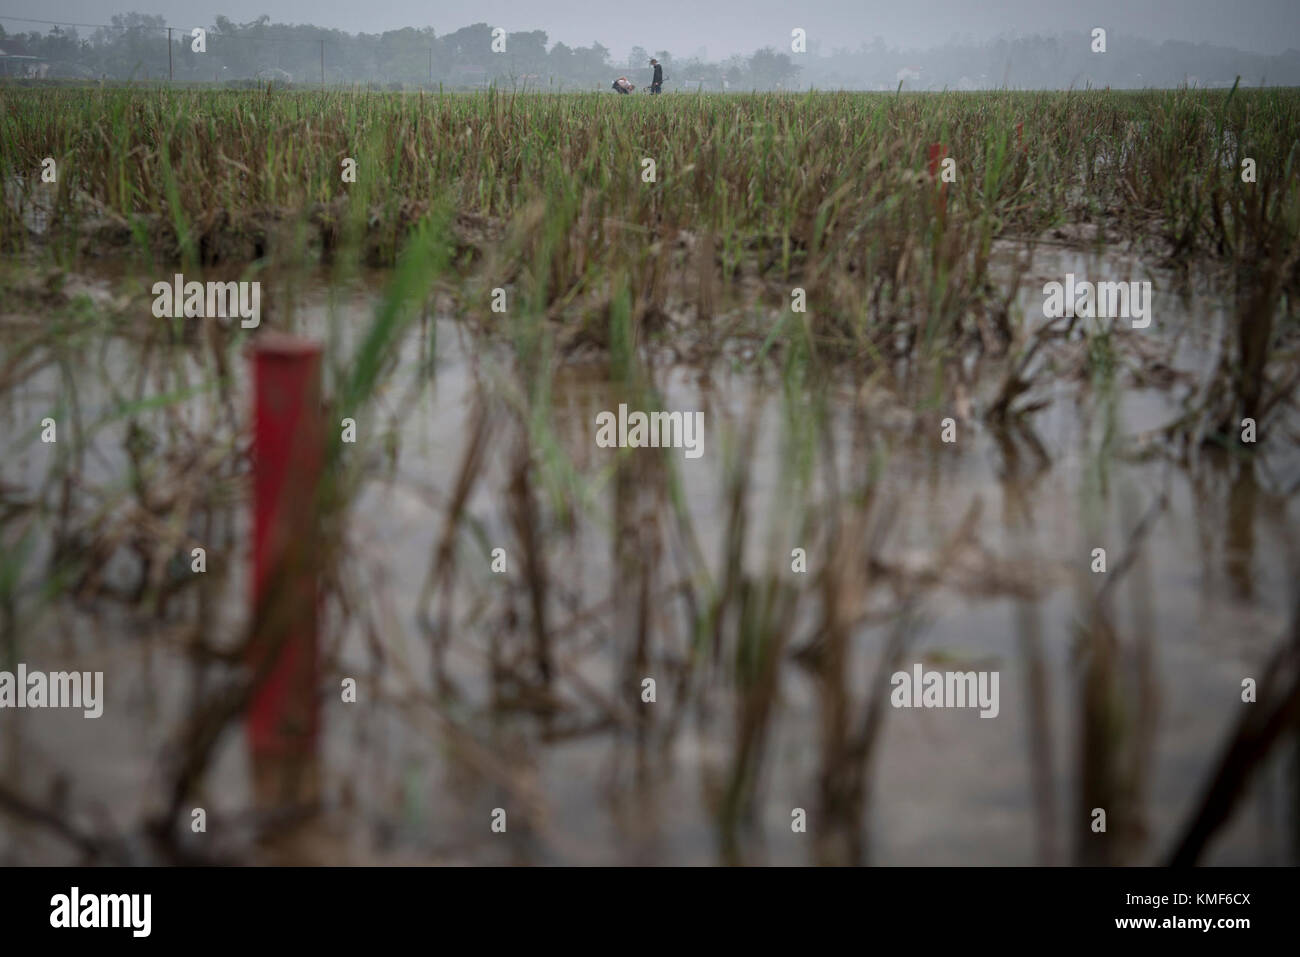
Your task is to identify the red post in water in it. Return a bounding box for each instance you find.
[249,334,323,759]
[928,142,945,179]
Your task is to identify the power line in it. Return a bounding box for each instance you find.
[0,14,365,44]
[0,15,123,30]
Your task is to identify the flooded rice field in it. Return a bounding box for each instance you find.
[2,239,1297,865]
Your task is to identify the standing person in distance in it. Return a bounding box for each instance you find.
[649,58,663,94]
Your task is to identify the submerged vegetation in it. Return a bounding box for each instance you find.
[4,85,1297,419]
[0,86,1297,865]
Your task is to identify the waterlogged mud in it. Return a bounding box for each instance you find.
[4,173,503,269]
[0,245,1297,865]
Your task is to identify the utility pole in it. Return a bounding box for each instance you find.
[168,27,173,82]
[320,38,324,86]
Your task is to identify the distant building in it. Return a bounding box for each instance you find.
[451,64,488,87]
[0,48,50,78]
[255,68,294,84]
[896,66,921,86]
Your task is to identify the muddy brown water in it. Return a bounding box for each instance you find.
[0,244,1297,865]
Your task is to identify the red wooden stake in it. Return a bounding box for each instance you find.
[928,142,944,179]
[249,334,323,758]
[1017,122,1025,153]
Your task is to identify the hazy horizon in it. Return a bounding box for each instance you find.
[2,0,1299,62]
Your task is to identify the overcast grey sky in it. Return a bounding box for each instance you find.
[3,1,1298,59]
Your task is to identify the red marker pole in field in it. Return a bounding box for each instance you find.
[928,142,944,179]
[249,334,323,761]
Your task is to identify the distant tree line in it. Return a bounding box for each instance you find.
[801,32,1300,90]
[1,13,1297,90]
